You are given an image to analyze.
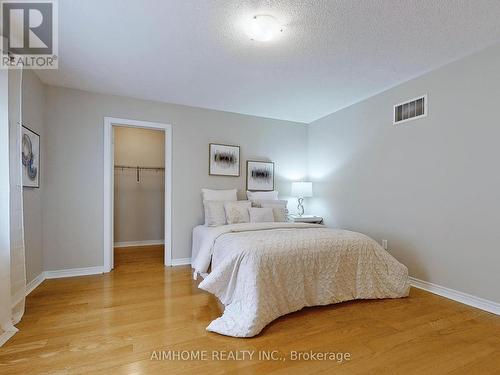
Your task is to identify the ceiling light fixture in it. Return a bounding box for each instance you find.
[244,15,283,42]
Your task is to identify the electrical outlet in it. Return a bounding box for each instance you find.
[382,239,388,250]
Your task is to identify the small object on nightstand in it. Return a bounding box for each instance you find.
[291,181,313,216]
[289,215,323,224]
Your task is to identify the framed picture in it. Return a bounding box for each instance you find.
[21,126,40,188]
[209,143,240,177]
[246,160,274,191]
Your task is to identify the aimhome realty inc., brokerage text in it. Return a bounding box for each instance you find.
[150,350,352,363]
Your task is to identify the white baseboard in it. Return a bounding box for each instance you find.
[26,273,45,296]
[44,266,104,279]
[24,269,498,318]
[410,277,500,315]
[114,240,164,248]
[170,258,191,266]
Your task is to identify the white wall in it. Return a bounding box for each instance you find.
[43,86,307,270]
[113,127,165,244]
[308,43,500,303]
[21,71,45,283]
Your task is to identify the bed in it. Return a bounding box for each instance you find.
[192,222,410,337]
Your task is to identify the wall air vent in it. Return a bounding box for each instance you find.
[394,94,427,125]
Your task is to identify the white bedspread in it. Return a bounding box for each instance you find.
[192,222,410,337]
[192,225,214,263]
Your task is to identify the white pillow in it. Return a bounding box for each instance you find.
[252,199,287,208]
[203,200,227,226]
[224,201,251,224]
[246,190,278,201]
[202,188,237,202]
[249,207,275,223]
[255,200,289,222]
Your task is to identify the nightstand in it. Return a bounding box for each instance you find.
[289,215,323,224]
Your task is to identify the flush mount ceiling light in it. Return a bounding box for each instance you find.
[244,15,283,42]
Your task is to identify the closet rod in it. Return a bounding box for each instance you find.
[114,165,165,171]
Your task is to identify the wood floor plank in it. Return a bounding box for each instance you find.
[1,245,499,374]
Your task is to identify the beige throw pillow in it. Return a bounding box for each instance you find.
[224,201,251,224]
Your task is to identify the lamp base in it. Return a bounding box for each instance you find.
[297,197,305,216]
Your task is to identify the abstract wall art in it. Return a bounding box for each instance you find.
[21,126,40,188]
[246,160,274,191]
[209,143,240,177]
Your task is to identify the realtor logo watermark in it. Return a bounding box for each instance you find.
[1,0,58,69]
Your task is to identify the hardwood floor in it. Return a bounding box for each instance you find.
[1,245,499,374]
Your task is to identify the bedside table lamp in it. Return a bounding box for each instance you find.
[291,181,313,217]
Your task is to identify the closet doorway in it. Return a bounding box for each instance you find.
[104,118,172,271]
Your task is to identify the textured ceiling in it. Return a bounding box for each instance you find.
[37,0,500,123]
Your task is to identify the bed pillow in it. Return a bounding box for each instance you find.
[252,199,287,208]
[202,188,237,202]
[203,200,227,226]
[246,190,279,201]
[248,207,275,223]
[224,201,251,224]
[254,200,289,222]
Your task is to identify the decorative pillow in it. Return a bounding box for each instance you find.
[249,207,275,223]
[270,207,288,222]
[203,200,227,226]
[224,201,251,224]
[202,188,237,202]
[254,200,289,222]
[246,190,279,201]
[252,199,287,208]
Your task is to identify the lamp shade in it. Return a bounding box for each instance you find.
[291,182,313,198]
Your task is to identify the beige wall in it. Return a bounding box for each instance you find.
[113,127,165,243]
[43,86,308,269]
[21,71,46,283]
[22,42,500,305]
[308,43,500,303]
[114,127,165,167]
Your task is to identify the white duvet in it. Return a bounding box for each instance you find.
[192,222,410,337]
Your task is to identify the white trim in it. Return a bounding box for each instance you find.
[104,117,173,271]
[19,272,500,319]
[171,258,191,266]
[103,119,113,272]
[44,266,104,279]
[0,68,13,348]
[22,258,189,303]
[393,94,428,125]
[410,277,500,316]
[25,273,45,296]
[114,240,164,248]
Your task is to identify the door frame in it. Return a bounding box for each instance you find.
[103,117,172,271]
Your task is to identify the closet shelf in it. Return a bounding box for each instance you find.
[114,165,165,171]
